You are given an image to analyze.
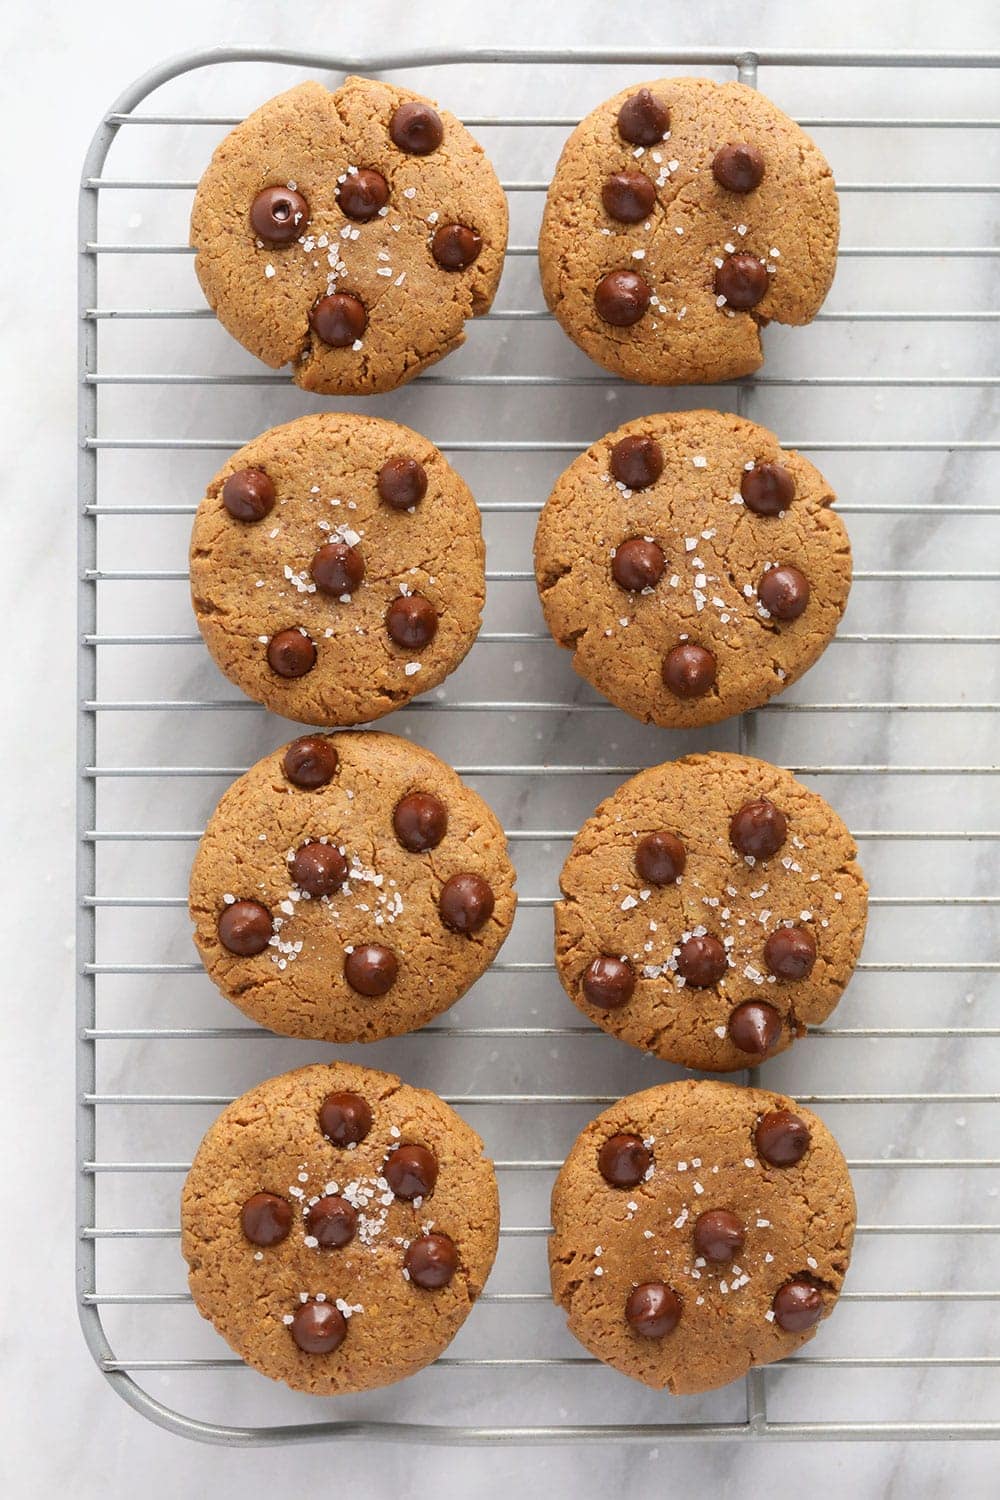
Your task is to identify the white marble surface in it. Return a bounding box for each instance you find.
[4,0,999,1494]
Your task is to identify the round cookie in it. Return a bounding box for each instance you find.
[549,1078,855,1394]
[190,77,507,394]
[190,413,485,725]
[555,752,867,1070]
[538,77,837,384]
[189,731,516,1041]
[534,410,851,728]
[182,1061,500,1394]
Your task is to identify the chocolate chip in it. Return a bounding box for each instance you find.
[617,89,670,146]
[741,461,795,516]
[612,537,665,592]
[378,456,428,510]
[389,101,443,155]
[337,168,389,222]
[431,223,483,270]
[221,468,275,522]
[283,735,339,789]
[759,565,810,621]
[677,933,727,987]
[250,186,308,244]
[306,1194,357,1248]
[394,792,448,852]
[405,1231,458,1288]
[290,842,348,898]
[318,1090,373,1147]
[217,900,272,956]
[712,143,766,193]
[582,955,635,1010]
[290,1300,347,1354]
[772,1279,824,1332]
[594,269,651,327]
[662,643,716,698]
[598,1133,652,1187]
[609,433,664,490]
[625,1282,681,1337]
[343,944,398,996]
[310,542,365,596]
[693,1209,745,1263]
[714,253,769,310]
[602,171,657,223]
[439,872,495,934]
[309,291,367,347]
[386,593,437,649]
[267,629,317,678]
[635,831,686,885]
[240,1192,292,1246]
[384,1143,438,1200]
[755,1109,811,1167]
[764,926,817,981]
[729,798,787,859]
[728,1001,782,1057]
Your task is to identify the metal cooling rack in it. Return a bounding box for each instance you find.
[78,47,1000,1445]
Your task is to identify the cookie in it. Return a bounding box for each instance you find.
[534,410,851,728]
[538,77,837,384]
[190,412,485,725]
[555,752,867,1071]
[190,78,507,395]
[189,731,516,1041]
[549,1078,855,1394]
[182,1061,500,1394]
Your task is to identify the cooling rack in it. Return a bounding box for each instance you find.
[77,46,1000,1445]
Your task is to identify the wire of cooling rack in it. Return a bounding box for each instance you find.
[79,47,1000,1445]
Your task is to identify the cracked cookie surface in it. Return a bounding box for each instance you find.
[549,1078,855,1393]
[190,412,485,725]
[538,76,837,384]
[189,731,516,1041]
[534,410,851,728]
[190,77,507,394]
[182,1061,500,1394]
[555,752,867,1070]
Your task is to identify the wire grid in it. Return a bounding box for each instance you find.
[78,47,1000,1445]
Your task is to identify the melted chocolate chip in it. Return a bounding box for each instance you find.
[309,292,368,347]
[217,900,272,956]
[290,1300,347,1354]
[755,1109,811,1167]
[282,735,339,789]
[662,643,717,699]
[729,798,787,859]
[267,629,317,678]
[386,593,437,649]
[609,433,664,490]
[741,461,796,516]
[772,1279,824,1332]
[594,269,651,327]
[221,468,275,522]
[617,89,670,146]
[311,542,365,596]
[582,955,636,1010]
[714,253,769,310]
[598,1133,652,1188]
[693,1209,745,1263]
[712,142,766,193]
[389,101,443,155]
[343,944,398,996]
[677,933,728,987]
[759,565,810,621]
[378,456,428,510]
[384,1143,438,1200]
[431,223,482,269]
[625,1282,682,1337]
[318,1090,373,1147]
[728,1000,782,1057]
[405,1232,458,1289]
[306,1194,357,1248]
[240,1192,292,1246]
[602,171,657,223]
[764,926,817,981]
[612,537,665,592]
[337,168,389,222]
[635,831,686,886]
[439,872,495,934]
[394,791,448,852]
[290,842,348,898]
[250,186,308,244]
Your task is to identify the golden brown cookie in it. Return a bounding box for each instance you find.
[190,413,485,725]
[189,731,516,1041]
[549,1078,855,1394]
[182,1062,500,1394]
[539,77,837,384]
[555,752,867,1070]
[535,410,851,728]
[190,78,507,394]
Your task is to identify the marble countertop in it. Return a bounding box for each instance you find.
[4,0,998,1494]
